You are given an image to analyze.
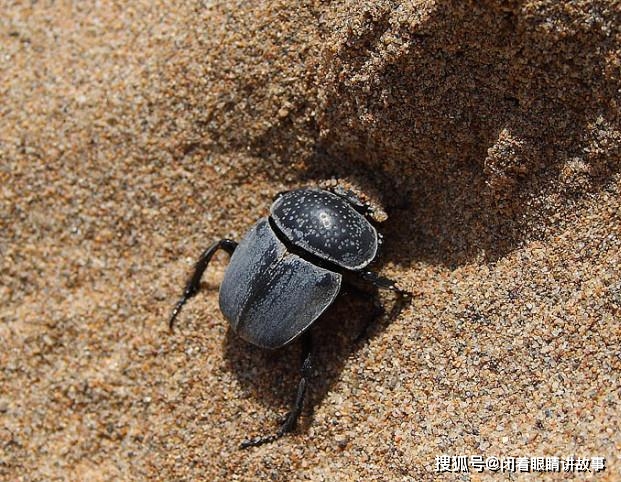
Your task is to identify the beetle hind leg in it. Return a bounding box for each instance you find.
[168,239,237,331]
[240,334,312,449]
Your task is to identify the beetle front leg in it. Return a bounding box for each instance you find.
[168,239,237,331]
[240,333,312,449]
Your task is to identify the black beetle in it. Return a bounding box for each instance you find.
[169,186,409,447]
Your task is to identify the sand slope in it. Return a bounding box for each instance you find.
[1,1,620,480]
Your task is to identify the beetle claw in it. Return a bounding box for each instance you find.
[240,433,278,449]
[168,299,186,332]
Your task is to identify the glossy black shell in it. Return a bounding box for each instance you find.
[270,188,379,270]
[219,218,342,349]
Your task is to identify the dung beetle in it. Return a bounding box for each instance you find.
[168,186,409,448]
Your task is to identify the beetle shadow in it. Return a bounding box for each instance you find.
[221,285,402,441]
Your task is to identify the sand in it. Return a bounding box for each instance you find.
[1,0,620,480]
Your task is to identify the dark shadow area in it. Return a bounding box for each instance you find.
[157,1,619,269]
[245,1,620,268]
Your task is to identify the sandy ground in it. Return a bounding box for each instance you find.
[1,1,620,480]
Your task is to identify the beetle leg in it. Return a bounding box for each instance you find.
[240,333,312,449]
[353,296,386,343]
[358,270,412,299]
[354,271,412,342]
[168,239,237,331]
[338,279,382,335]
